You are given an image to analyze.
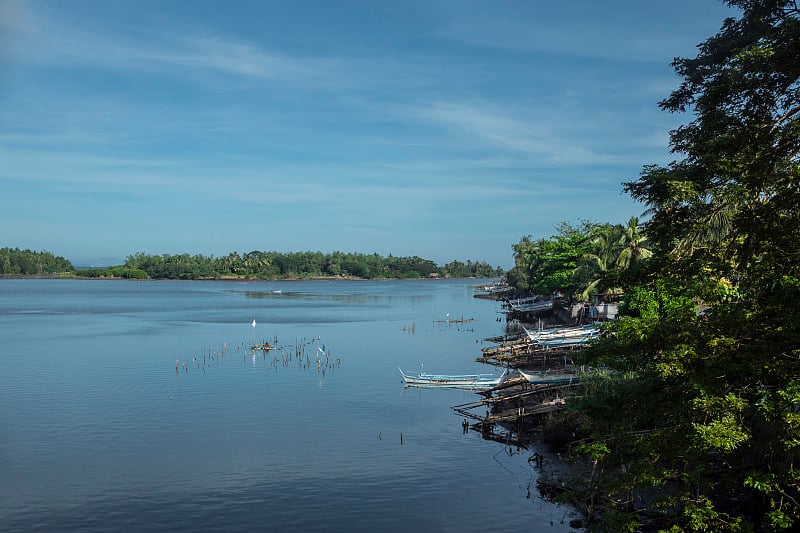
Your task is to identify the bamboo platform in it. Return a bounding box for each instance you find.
[483,400,566,423]
[453,379,582,437]
[477,337,581,367]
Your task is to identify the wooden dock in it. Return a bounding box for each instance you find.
[477,337,582,367]
[452,323,592,444]
[453,378,582,439]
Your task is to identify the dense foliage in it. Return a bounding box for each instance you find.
[75,251,504,280]
[75,266,149,279]
[0,247,73,275]
[2,246,502,280]
[560,2,800,530]
[506,218,650,300]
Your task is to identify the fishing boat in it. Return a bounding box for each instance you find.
[399,367,508,390]
[509,300,554,313]
[521,325,600,346]
[537,336,598,348]
[518,368,580,384]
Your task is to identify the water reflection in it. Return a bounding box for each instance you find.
[0,279,577,532]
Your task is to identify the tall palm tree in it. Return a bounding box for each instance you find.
[576,223,623,300]
[672,196,738,261]
[616,216,652,269]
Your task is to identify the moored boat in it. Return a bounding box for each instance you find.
[536,336,597,348]
[518,368,580,384]
[399,367,508,390]
[521,325,600,347]
[510,300,554,313]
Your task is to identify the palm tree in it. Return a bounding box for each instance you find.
[576,223,623,300]
[616,216,652,269]
[672,196,738,261]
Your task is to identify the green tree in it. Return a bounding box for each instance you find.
[0,247,73,274]
[442,259,503,278]
[573,222,625,300]
[615,216,652,269]
[573,2,800,530]
[508,222,593,298]
[118,250,499,280]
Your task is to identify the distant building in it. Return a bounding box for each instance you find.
[569,293,620,322]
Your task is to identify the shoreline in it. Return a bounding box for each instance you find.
[1,273,500,282]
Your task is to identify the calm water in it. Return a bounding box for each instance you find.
[0,279,575,532]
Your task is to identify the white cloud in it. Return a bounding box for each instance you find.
[415,100,634,166]
[1,2,337,86]
[139,34,337,82]
[1,0,691,266]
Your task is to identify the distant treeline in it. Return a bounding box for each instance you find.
[106,251,503,280]
[0,247,502,280]
[0,247,74,275]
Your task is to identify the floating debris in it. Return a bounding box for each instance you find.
[435,315,475,324]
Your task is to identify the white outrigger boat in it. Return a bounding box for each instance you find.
[537,336,597,348]
[399,367,508,390]
[521,325,600,347]
[509,300,554,313]
[518,368,581,384]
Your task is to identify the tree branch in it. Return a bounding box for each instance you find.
[769,104,800,132]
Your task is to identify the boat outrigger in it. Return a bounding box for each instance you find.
[399,367,508,390]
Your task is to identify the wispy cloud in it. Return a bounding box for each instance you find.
[415,100,638,166]
[2,1,337,85]
[140,34,338,82]
[3,0,702,265]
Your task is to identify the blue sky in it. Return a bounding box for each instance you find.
[0,0,736,268]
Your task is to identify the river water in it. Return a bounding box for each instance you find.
[0,278,576,532]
